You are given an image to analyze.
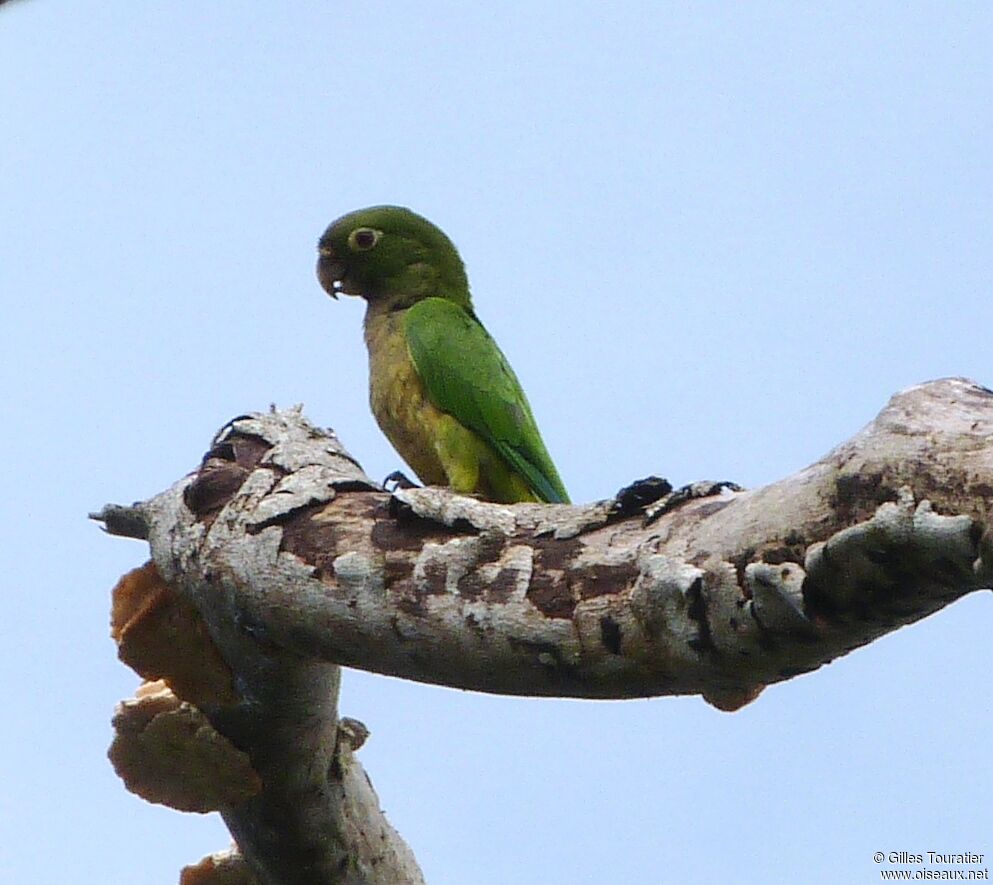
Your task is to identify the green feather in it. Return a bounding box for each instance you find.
[317,205,570,504]
[404,298,570,504]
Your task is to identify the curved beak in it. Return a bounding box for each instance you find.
[316,248,346,300]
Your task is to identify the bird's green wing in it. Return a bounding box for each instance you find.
[404,298,570,503]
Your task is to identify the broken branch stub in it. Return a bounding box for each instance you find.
[128,378,993,710]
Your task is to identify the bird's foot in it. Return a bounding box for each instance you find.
[383,470,421,493]
[609,476,673,520]
[644,480,744,524]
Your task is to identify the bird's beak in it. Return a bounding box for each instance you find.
[316,247,346,300]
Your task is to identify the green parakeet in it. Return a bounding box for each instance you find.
[316,205,569,504]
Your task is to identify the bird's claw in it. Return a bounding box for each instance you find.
[644,480,744,524]
[383,470,421,493]
[609,476,673,519]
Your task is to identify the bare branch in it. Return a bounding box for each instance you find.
[128,378,993,708]
[101,378,993,881]
[106,558,424,885]
[90,503,150,540]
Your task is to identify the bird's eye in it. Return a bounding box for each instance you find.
[348,227,381,251]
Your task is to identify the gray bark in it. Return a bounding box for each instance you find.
[97,377,993,883]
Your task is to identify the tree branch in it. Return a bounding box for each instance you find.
[97,378,993,881]
[128,378,993,704]
[106,559,424,885]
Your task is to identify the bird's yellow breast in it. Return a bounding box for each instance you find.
[364,308,450,486]
[363,304,539,502]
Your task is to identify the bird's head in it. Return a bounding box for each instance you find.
[317,206,471,310]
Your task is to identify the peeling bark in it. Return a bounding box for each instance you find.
[105,561,424,885]
[141,378,993,700]
[97,378,993,883]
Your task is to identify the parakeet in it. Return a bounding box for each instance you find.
[316,205,569,505]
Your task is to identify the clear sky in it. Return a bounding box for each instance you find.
[3,3,991,883]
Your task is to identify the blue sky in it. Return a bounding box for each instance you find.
[2,3,991,883]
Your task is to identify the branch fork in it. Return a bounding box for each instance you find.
[96,378,993,883]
